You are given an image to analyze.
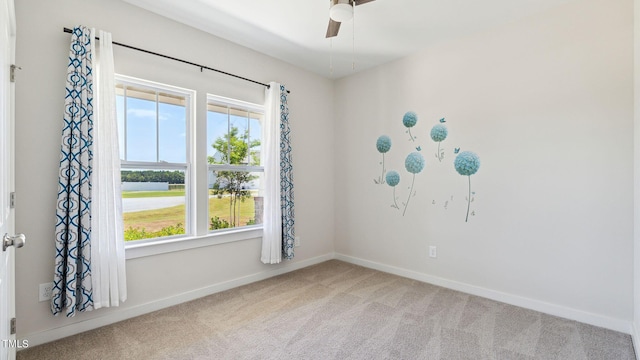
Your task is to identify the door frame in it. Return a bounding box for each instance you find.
[0,0,17,358]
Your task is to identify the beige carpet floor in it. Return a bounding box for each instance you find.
[17,260,636,359]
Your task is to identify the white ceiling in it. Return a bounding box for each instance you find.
[123,0,577,79]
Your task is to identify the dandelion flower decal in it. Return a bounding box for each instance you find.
[376,135,392,153]
[454,151,481,222]
[402,152,425,216]
[386,170,400,209]
[430,125,447,142]
[405,152,425,174]
[454,151,480,176]
[375,135,392,184]
[386,170,400,186]
[430,124,448,162]
[403,111,418,142]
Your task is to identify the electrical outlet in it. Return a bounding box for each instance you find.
[39,282,54,302]
[294,236,301,247]
[429,246,437,258]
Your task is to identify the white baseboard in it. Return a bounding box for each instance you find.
[335,253,633,335]
[22,253,334,348]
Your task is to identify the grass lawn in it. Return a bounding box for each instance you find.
[122,190,185,198]
[124,196,256,240]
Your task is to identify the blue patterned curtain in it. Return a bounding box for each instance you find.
[52,26,94,317]
[279,85,295,259]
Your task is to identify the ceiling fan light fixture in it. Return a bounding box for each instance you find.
[330,2,353,22]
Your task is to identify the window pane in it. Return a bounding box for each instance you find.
[208,169,263,230]
[249,116,262,166]
[159,101,186,163]
[207,107,229,165]
[126,88,157,162]
[207,96,265,233]
[229,111,249,165]
[122,169,186,241]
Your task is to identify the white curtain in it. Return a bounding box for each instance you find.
[90,29,127,308]
[261,82,283,264]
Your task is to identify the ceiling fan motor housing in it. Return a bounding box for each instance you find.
[330,0,354,23]
[327,0,374,37]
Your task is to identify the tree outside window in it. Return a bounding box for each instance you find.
[209,127,260,228]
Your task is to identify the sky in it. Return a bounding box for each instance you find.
[115,95,262,165]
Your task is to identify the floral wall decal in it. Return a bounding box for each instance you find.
[403,111,418,142]
[454,151,481,222]
[372,111,481,221]
[385,170,400,209]
[403,152,425,216]
[430,120,448,162]
[375,135,392,184]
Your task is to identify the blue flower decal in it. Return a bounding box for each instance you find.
[403,111,418,141]
[386,170,400,209]
[431,124,448,162]
[376,135,391,153]
[374,135,392,184]
[405,152,425,174]
[386,170,400,187]
[403,111,417,128]
[455,151,481,222]
[401,152,425,216]
[454,151,480,176]
[430,124,448,142]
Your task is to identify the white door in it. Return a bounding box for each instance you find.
[0,0,18,359]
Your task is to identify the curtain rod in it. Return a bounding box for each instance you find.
[63,27,290,94]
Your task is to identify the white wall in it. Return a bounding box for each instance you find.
[14,0,334,343]
[334,0,634,331]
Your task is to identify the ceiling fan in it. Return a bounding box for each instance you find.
[325,0,376,38]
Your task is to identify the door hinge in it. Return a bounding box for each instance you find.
[9,192,14,209]
[10,65,21,83]
[10,318,15,335]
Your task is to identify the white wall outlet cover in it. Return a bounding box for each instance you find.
[39,282,54,302]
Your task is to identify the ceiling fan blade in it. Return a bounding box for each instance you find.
[354,0,375,5]
[326,19,341,38]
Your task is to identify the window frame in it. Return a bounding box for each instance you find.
[206,94,265,233]
[116,76,266,259]
[116,75,196,244]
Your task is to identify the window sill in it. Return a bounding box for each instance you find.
[124,226,263,260]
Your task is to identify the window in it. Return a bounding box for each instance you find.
[115,76,266,250]
[116,76,194,242]
[207,95,264,232]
